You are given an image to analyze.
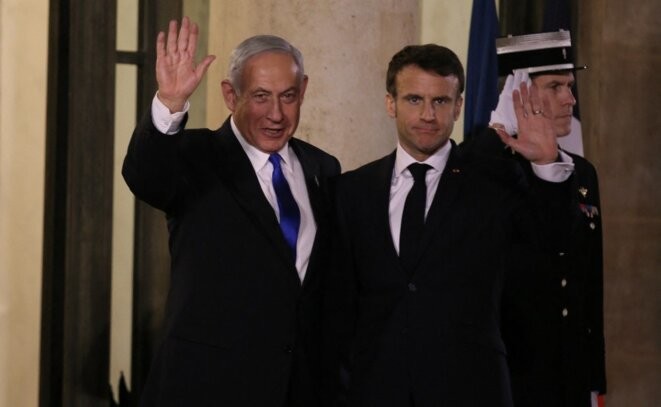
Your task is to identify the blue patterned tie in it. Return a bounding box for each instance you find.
[269,154,300,259]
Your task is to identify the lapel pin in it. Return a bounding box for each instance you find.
[451,168,460,173]
[578,187,588,198]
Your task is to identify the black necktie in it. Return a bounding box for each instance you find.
[269,154,300,260]
[399,163,431,277]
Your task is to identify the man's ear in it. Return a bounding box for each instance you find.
[385,93,397,118]
[221,80,238,112]
[299,74,309,102]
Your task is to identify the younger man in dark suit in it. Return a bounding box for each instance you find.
[123,17,340,407]
[324,43,576,406]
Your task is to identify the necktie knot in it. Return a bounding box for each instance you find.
[408,163,431,183]
[269,153,283,170]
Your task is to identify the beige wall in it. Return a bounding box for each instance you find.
[578,0,661,404]
[0,0,49,406]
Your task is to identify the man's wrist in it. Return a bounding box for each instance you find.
[531,149,561,165]
[156,92,187,113]
[531,150,575,182]
[152,93,189,135]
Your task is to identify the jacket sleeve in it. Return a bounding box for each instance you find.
[122,111,188,212]
[583,162,607,394]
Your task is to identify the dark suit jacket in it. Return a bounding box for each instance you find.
[123,113,340,407]
[468,130,606,407]
[324,141,570,407]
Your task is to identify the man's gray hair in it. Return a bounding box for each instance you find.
[228,35,305,94]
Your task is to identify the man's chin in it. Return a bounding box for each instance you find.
[255,136,291,154]
[554,122,572,137]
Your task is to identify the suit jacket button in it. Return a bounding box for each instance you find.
[408,283,417,292]
[283,345,293,353]
[562,308,569,317]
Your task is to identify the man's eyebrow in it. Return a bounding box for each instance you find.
[545,79,574,87]
[250,87,271,94]
[252,86,299,94]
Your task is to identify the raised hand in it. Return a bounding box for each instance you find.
[493,82,558,164]
[156,17,216,113]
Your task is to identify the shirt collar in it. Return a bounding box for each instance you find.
[394,140,452,178]
[231,116,293,174]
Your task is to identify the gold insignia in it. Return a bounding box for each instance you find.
[578,187,588,198]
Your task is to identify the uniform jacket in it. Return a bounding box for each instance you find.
[123,113,340,407]
[324,141,572,407]
[469,129,606,407]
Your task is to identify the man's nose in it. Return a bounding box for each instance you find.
[563,87,577,106]
[420,102,435,120]
[268,99,284,121]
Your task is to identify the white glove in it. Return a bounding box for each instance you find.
[489,69,531,135]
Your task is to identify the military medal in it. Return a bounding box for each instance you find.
[579,203,599,218]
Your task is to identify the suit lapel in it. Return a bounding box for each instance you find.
[211,119,296,271]
[374,152,401,263]
[290,139,323,228]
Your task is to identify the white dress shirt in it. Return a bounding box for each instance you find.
[389,140,575,254]
[151,94,315,282]
[389,141,451,254]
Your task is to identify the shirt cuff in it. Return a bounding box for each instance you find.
[531,150,575,183]
[151,92,189,135]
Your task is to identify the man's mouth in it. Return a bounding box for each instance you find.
[263,128,285,137]
[414,126,439,134]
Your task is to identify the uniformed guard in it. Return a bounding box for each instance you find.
[472,30,606,407]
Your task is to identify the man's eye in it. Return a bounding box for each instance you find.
[254,93,269,102]
[434,98,448,105]
[407,96,421,104]
[281,92,296,103]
